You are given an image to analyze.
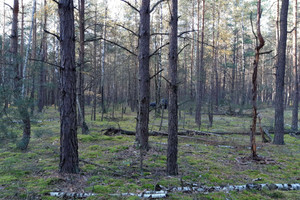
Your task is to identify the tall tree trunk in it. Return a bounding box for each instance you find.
[101,6,108,121]
[190,0,195,100]
[11,0,31,150]
[274,0,289,145]
[291,0,298,131]
[30,0,37,114]
[38,0,48,112]
[78,0,88,134]
[137,0,150,150]
[167,0,178,176]
[195,0,205,127]
[251,0,265,159]
[59,0,79,173]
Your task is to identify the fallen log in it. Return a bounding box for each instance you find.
[156,183,300,193]
[47,183,300,198]
[48,192,96,198]
[101,127,257,137]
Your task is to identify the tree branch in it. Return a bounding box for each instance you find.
[4,3,13,10]
[116,24,138,37]
[287,27,295,34]
[44,29,60,40]
[150,0,165,13]
[150,69,164,80]
[29,58,61,68]
[259,50,273,55]
[121,0,139,13]
[178,44,190,55]
[149,42,169,57]
[85,37,137,56]
[178,30,195,38]
[51,0,59,5]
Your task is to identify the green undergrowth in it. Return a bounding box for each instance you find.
[0,106,299,199]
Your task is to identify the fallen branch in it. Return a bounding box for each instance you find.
[110,191,167,198]
[156,183,300,193]
[48,192,96,198]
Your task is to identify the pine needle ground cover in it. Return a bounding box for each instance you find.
[0,107,299,199]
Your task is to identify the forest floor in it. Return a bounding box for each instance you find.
[0,106,299,199]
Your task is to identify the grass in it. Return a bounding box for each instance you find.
[0,106,299,199]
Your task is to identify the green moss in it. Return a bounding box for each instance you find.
[0,175,17,184]
[88,185,112,193]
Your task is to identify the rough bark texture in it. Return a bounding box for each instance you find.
[137,0,150,150]
[274,0,289,145]
[167,0,178,176]
[291,0,298,131]
[59,0,79,173]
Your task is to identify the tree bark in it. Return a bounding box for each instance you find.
[38,0,48,112]
[167,0,178,176]
[291,0,298,131]
[195,0,205,127]
[274,0,289,145]
[59,0,79,173]
[137,0,150,150]
[250,0,265,158]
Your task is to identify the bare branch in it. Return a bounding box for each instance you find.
[4,3,13,10]
[117,24,138,37]
[287,27,295,33]
[178,44,190,55]
[150,0,165,13]
[85,37,137,56]
[121,0,139,13]
[150,69,164,80]
[259,50,273,55]
[151,32,169,36]
[29,58,61,68]
[51,0,59,5]
[162,75,171,85]
[178,30,195,38]
[44,29,60,40]
[150,42,169,57]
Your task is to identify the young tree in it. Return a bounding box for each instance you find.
[59,0,79,173]
[274,0,289,145]
[167,0,178,176]
[250,0,265,159]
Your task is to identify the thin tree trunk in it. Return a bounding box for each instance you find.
[251,0,265,159]
[101,6,108,121]
[167,0,178,176]
[274,0,289,145]
[195,0,205,127]
[137,0,150,150]
[38,0,48,112]
[59,0,79,173]
[291,0,298,131]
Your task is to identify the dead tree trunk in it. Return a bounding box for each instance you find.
[250,0,265,159]
[59,0,79,173]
